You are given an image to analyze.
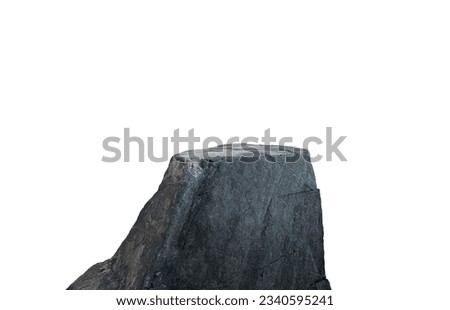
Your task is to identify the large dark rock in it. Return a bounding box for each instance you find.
[68,144,331,290]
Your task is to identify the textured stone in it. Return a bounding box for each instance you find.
[68,144,331,290]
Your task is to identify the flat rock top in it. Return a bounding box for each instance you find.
[174,144,309,163]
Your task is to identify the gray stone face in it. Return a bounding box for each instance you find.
[68,144,331,290]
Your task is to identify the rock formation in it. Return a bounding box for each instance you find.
[68,144,331,290]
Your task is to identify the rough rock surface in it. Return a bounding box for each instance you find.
[68,144,331,290]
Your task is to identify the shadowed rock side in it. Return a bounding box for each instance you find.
[68,144,331,290]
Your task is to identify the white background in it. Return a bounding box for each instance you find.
[1,1,449,309]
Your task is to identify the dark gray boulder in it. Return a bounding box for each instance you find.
[68,144,331,290]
